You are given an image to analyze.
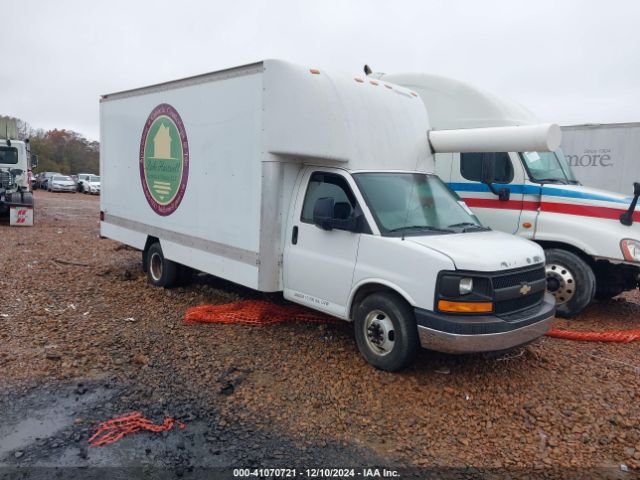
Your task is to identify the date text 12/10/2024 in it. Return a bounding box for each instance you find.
[233,468,400,478]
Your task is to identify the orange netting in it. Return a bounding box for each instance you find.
[184,300,335,326]
[184,300,640,344]
[546,328,640,343]
[88,412,186,447]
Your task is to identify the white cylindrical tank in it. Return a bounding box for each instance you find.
[428,123,562,153]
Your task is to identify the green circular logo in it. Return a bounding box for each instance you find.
[139,104,189,216]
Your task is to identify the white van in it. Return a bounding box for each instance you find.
[383,72,640,318]
[100,60,555,370]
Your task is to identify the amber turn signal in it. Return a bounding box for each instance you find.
[438,300,493,313]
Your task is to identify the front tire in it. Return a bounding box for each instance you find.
[545,249,595,318]
[354,292,419,372]
[145,242,178,288]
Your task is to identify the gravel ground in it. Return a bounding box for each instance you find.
[0,190,639,479]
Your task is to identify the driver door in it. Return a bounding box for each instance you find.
[283,169,363,318]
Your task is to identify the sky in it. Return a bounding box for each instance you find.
[2,0,640,141]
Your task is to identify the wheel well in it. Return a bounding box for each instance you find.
[349,283,412,321]
[535,240,595,267]
[142,236,159,272]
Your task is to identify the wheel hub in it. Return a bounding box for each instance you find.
[149,252,163,282]
[364,310,395,356]
[545,263,575,305]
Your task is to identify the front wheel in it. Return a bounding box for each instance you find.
[354,292,419,372]
[545,249,595,318]
[145,242,178,288]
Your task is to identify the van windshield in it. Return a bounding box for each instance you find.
[353,172,485,236]
[520,149,578,185]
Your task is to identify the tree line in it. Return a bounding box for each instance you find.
[1,115,99,175]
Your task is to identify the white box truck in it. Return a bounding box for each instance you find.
[380,71,640,318]
[561,122,640,194]
[100,60,555,371]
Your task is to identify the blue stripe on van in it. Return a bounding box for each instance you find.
[447,182,631,204]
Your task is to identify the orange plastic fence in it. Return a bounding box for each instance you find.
[88,412,185,447]
[184,300,335,326]
[184,300,640,344]
[546,328,640,343]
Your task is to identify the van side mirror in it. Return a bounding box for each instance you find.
[313,197,335,230]
[313,197,361,232]
[481,153,510,201]
[31,154,38,168]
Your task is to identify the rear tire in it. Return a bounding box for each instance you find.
[354,292,419,372]
[145,242,178,288]
[544,249,595,318]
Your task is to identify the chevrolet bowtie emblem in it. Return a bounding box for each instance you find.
[519,283,532,295]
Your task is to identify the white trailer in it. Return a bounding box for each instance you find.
[100,60,555,371]
[561,122,640,194]
[382,71,640,317]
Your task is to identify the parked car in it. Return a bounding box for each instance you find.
[77,173,100,194]
[38,171,62,190]
[49,175,77,193]
[84,175,100,195]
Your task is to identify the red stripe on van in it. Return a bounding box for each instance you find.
[463,198,640,222]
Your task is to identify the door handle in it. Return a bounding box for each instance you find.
[291,226,298,245]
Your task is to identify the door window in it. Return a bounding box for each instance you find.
[461,152,514,183]
[301,172,357,225]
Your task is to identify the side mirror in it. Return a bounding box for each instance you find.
[313,197,335,230]
[481,155,495,184]
[31,154,38,168]
[481,153,510,201]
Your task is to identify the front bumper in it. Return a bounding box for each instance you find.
[416,293,555,354]
[52,185,76,192]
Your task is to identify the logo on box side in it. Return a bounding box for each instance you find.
[140,103,189,216]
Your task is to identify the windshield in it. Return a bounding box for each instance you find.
[353,172,484,236]
[90,175,100,182]
[520,149,578,184]
[54,176,71,181]
[0,146,18,165]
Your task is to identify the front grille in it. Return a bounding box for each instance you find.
[491,266,546,316]
[0,170,11,189]
[492,267,546,290]
[494,291,544,315]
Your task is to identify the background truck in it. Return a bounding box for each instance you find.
[100,60,555,371]
[561,122,640,194]
[380,71,640,317]
[0,118,36,226]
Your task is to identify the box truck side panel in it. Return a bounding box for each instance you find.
[101,65,267,289]
[561,123,640,195]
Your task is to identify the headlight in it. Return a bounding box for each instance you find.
[459,277,473,295]
[621,239,640,262]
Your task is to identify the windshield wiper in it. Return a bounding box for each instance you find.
[388,225,454,234]
[447,222,489,232]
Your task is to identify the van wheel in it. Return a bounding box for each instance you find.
[354,293,418,372]
[145,242,178,288]
[544,249,595,318]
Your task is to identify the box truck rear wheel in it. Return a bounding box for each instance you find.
[354,292,418,372]
[146,242,178,288]
[544,249,595,318]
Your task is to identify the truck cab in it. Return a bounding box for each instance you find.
[382,72,640,317]
[0,135,35,226]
